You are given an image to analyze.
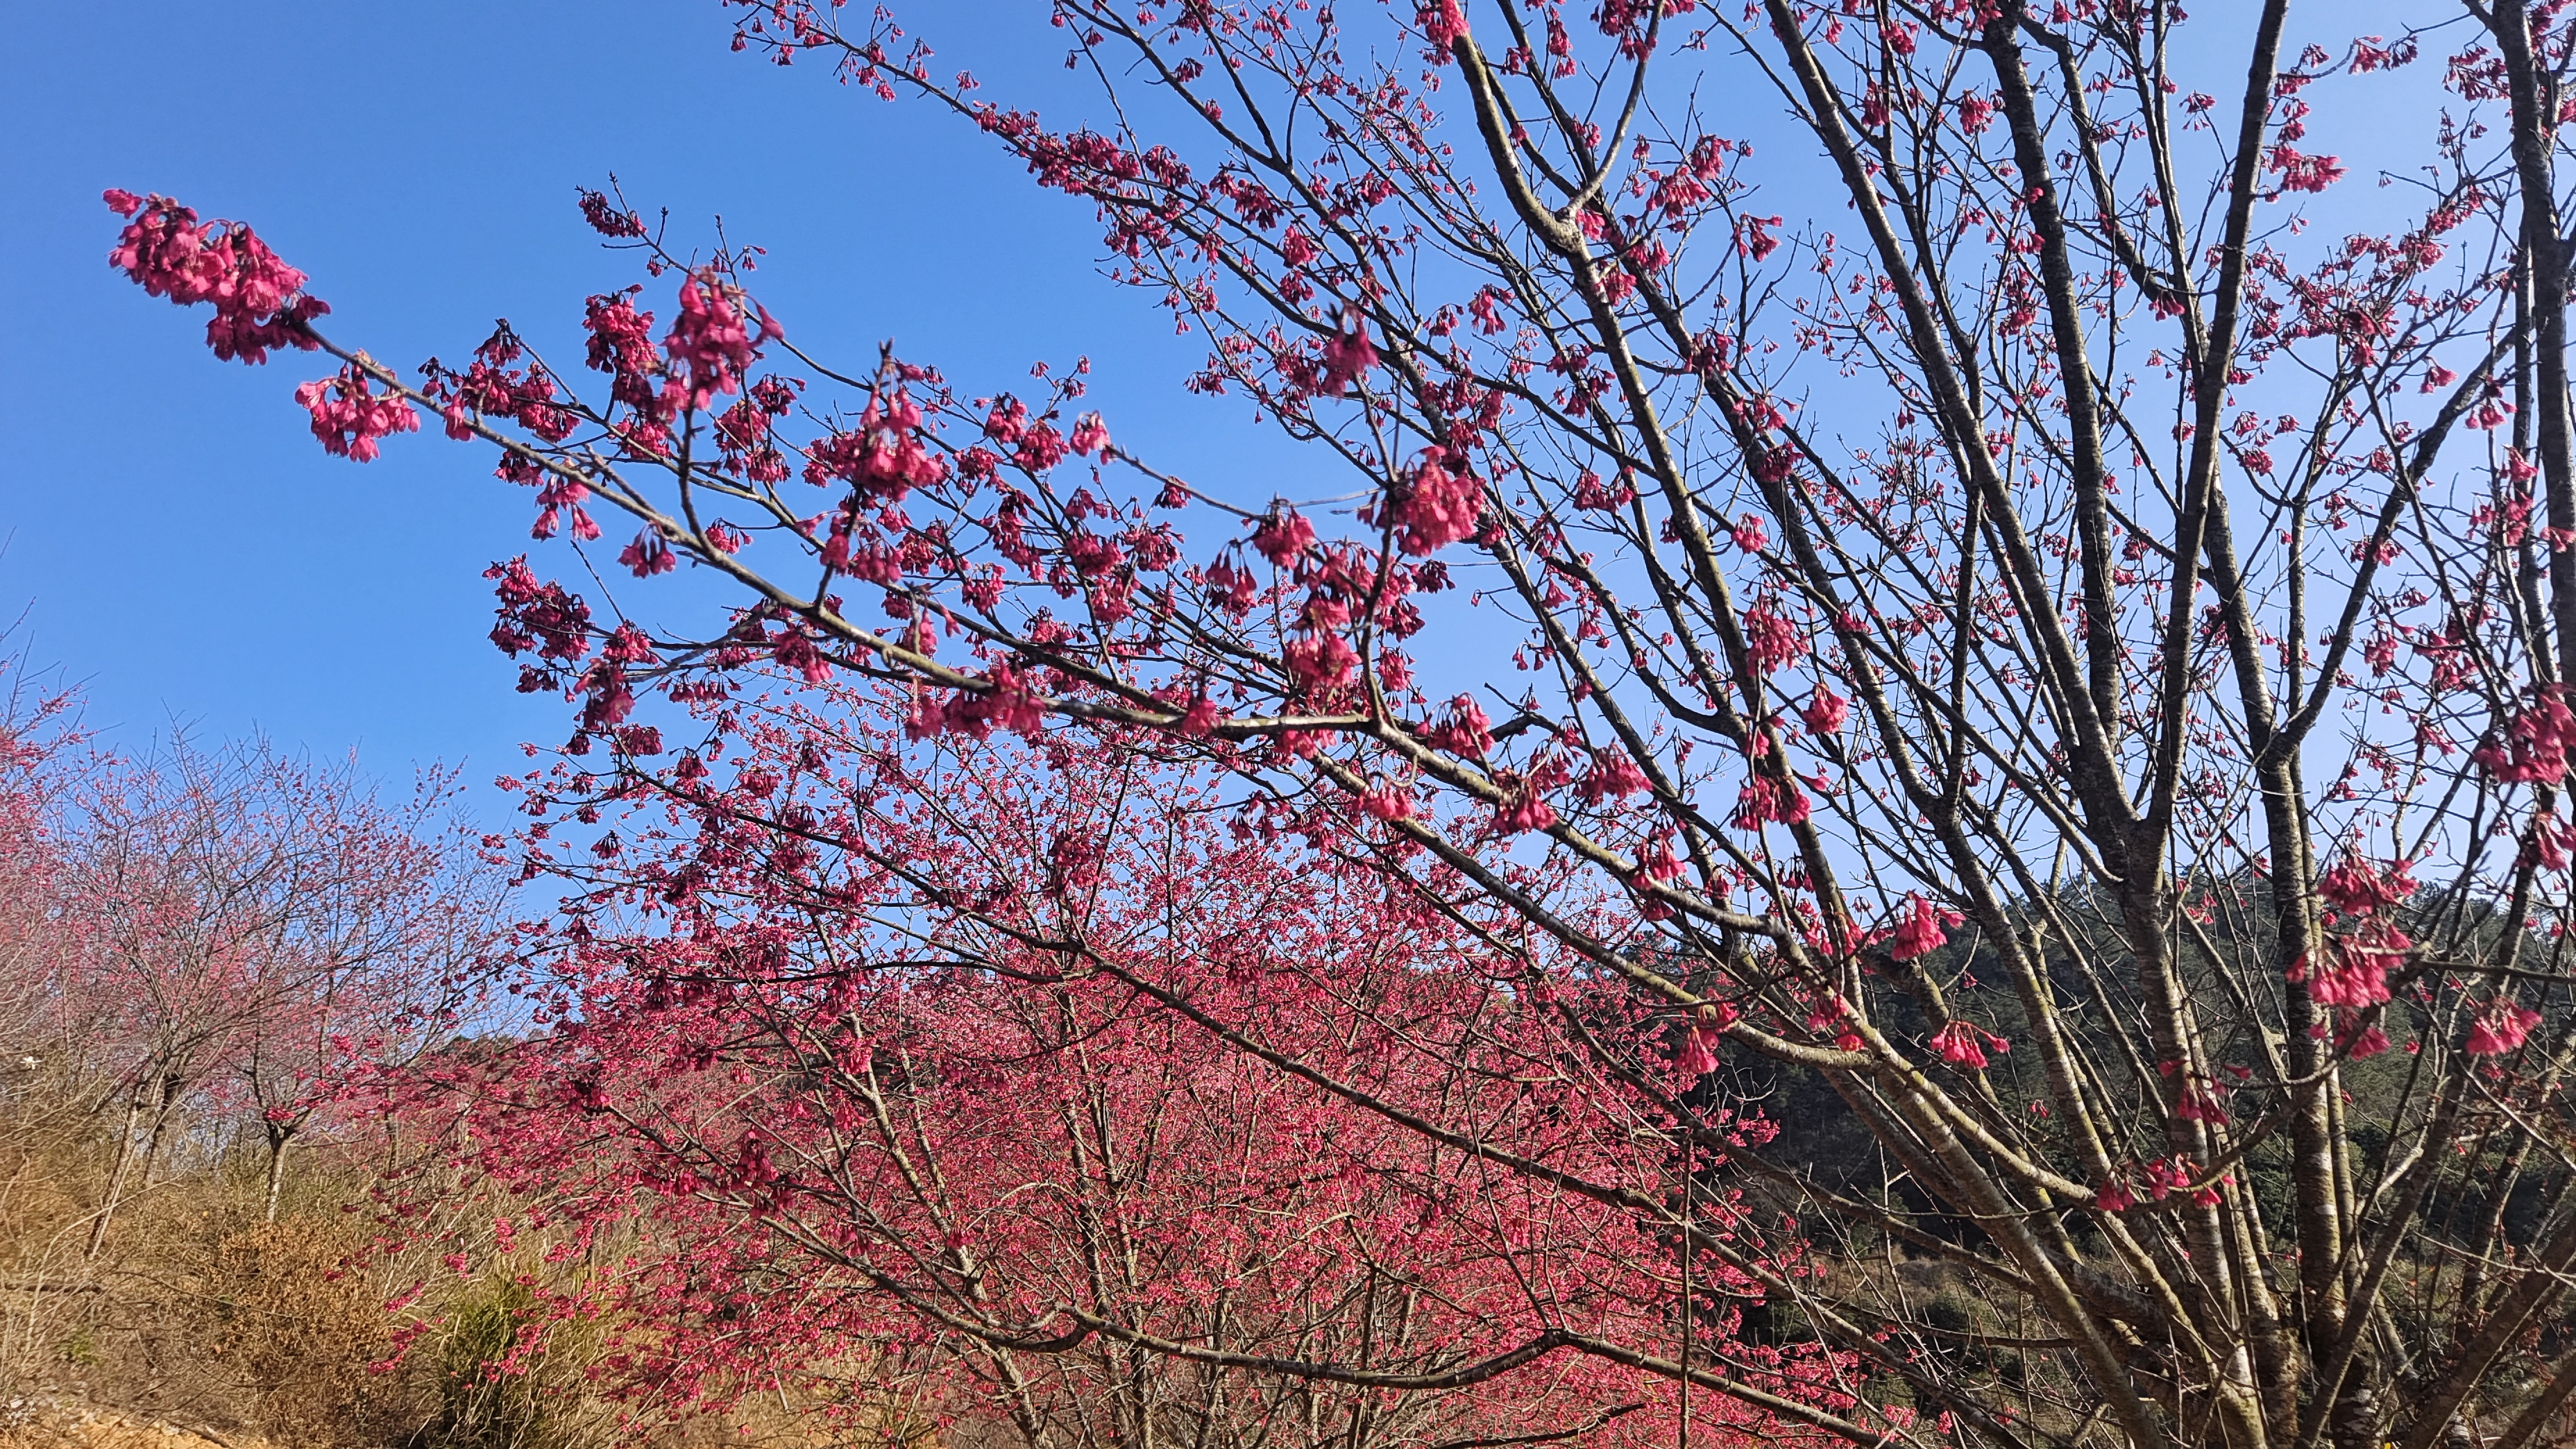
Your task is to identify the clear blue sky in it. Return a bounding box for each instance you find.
[0,0,2427,820]
[0,1,1312,812]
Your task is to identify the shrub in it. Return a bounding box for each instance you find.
[193,1217,398,1445]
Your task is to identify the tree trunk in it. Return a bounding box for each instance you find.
[262,1124,294,1224]
[83,1094,144,1262]
[134,1073,183,1190]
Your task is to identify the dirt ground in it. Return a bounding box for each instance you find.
[0,1401,276,1449]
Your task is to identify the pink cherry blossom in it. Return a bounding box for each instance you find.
[2466,998,2541,1057]
[1930,1021,2006,1070]
[293,365,419,462]
[1887,895,1960,963]
[1380,447,1484,556]
[1317,308,1379,396]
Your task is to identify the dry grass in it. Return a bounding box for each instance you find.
[0,1121,409,1442]
[0,1094,629,1449]
[0,1398,283,1449]
[0,1115,881,1449]
[0,1078,970,1449]
[189,1219,397,1446]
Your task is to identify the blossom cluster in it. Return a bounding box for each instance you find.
[105,189,330,364]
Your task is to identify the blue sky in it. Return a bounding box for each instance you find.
[1,0,2432,821]
[0,1,1313,811]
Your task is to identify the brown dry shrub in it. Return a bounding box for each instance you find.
[190,1216,405,1446]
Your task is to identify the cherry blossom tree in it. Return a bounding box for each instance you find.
[389,693,1845,1449]
[108,1,2576,1447]
[58,740,483,1247]
[0,654,85,1128]
[230,836,500,1223]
